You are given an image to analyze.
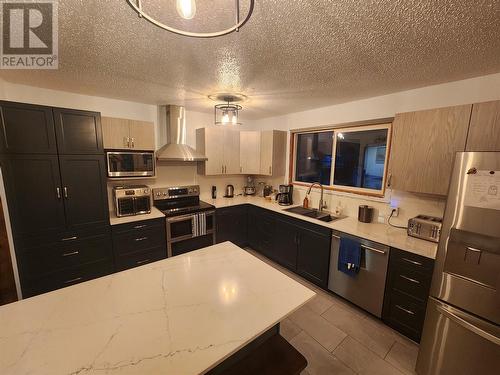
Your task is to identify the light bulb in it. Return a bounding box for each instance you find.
[176,0,196,20]
[231,113,238,125]
[222,111,229,124]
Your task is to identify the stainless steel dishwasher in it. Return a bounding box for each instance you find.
[328,231,390,317]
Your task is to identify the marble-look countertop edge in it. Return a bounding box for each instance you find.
[204,196,438,259]
[0,243,316,375]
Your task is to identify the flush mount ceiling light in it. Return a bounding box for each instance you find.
[210,94,247,126]
[127,0,255,38]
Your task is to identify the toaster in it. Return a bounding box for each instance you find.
[407,215,443,243]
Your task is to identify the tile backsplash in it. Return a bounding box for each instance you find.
[107,164,445,226]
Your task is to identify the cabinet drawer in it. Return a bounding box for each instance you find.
[112,226,165,256]
[385,290,426,341]
[392,248,434,273]
[115,247,166,272]
[112,218,164,235]
[22,259,113,298]
[391,266,432,302]
[18,234,112,280]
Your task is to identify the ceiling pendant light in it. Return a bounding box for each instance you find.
[214,96,243,126]
[176,0,196,20]
[127,0,255,38]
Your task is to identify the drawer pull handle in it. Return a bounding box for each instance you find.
[64,277,83,284]
[399,275,420,284]
[402,257,422,266]
[135,237,148,242]
[332,234,341,240]
[361,245,386,255]
[133,225,147,229]
[61,236,78,242]
[136,259,151,265]
[62,251,79,257]
[395,305,415,315]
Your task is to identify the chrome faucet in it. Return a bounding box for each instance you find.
[306,182,326,212]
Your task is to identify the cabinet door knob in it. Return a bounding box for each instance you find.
[131,137,135,148]
[56,187,61,199]
[63,187,68,198]
[124,137,129,147]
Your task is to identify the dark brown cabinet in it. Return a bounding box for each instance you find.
[112,218,166,272]
[59,155,108,230]
[296,227,331,288]
[54,108,103,154]
[1,155,66,237]
[0,101,110,298]
[0,101,57,154]
[247,206,275,258]
[216,206,248,248]
[383,248,434,342]
[272,218,299,270]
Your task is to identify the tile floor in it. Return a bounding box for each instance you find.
[246,248,419,375]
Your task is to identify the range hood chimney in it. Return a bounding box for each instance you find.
[156,105,207,162]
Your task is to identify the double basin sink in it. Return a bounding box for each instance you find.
[284,206,339,223]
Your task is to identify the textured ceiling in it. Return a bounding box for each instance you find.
[1,0,499,119]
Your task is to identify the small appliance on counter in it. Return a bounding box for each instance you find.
[407,214,443,243]
[106,151,155,178]
[276,184,293,206]
[257,182,266,197]
[224,184,234,198]
[113,185,151,217]
[263,184,273,197]
[211,186,217,199]
[243,176,256,196]
[358,205,374,223]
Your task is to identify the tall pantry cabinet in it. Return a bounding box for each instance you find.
[0,100,112,298]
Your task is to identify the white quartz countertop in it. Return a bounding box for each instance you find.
[109,206,165,226]
[204,196,438,259]
[0,242,315,375]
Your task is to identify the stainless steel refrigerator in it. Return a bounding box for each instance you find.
[416,152,500,374]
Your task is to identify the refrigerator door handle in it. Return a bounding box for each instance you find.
[436,304,500,346]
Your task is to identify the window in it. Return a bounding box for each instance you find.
[295,131,333,185]
[292,124,391,195]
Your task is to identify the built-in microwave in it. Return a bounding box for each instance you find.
[106,151,155,178]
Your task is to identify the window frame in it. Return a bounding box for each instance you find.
[290,122,392,197]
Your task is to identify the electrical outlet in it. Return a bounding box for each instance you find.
[391,207,400,217]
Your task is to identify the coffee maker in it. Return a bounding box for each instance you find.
[276,184,293,206]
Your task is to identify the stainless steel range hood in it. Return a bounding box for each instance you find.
[156,105,207,162]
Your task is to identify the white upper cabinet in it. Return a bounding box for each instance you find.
[240,131,261,174]
[102,117,155,151]
[196,128,240,175]
[197,128,286,176]
[259,130,287,176]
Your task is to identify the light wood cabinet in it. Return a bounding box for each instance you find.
[240,131,261,174]
[259,130,287,176]
[466,100,500,151]
[101,117,155,151]
[196,128,240,175]
[388,105,472,195]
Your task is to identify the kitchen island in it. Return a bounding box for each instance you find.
[0,242,315,374]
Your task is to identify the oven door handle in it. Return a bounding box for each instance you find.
[192,214,198,237]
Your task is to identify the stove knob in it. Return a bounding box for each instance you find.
[156,192,161,197]
[163,192,167,196]
[144,189,149,194]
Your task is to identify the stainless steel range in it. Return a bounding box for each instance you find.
[153,185,215,257]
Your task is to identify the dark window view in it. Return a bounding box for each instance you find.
[333,128,388,190]
[295,132,333,185]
